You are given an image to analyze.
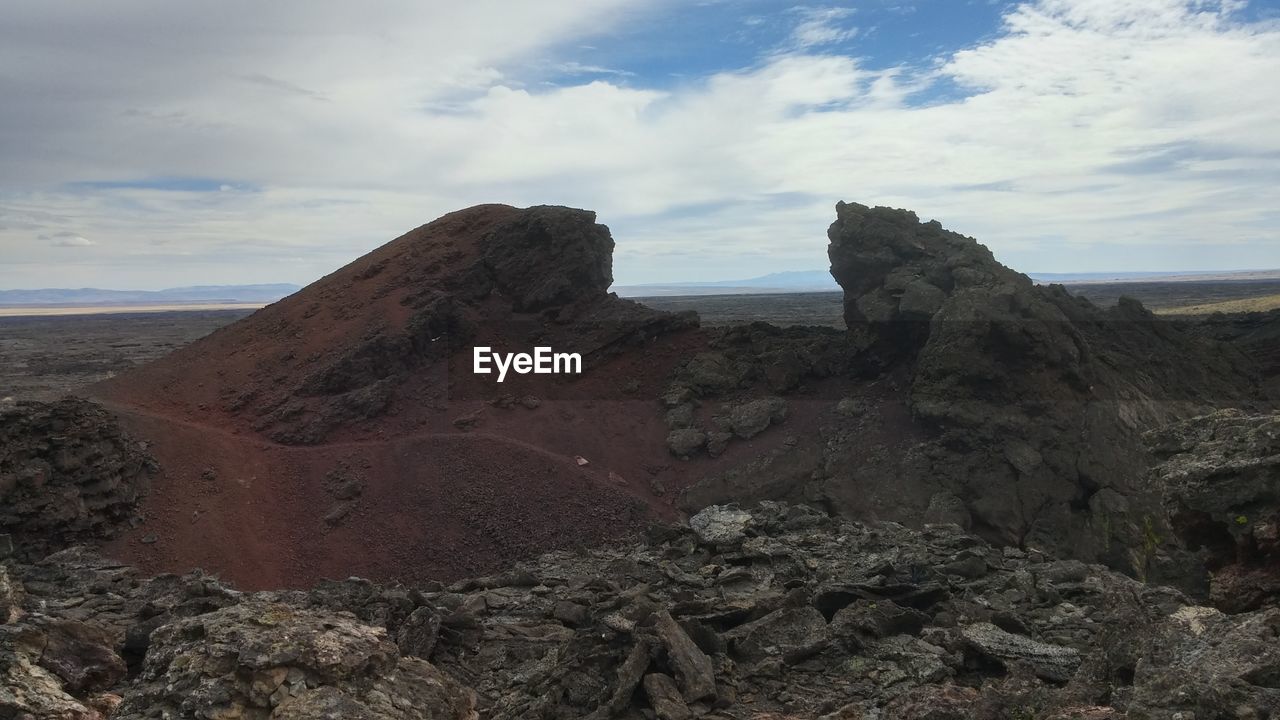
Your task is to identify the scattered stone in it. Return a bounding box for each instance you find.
[324,502,355,527]
[661,386,693,408]
[831,600,927,649]
[726,396,788,439]
[552,600,590,628]
[600,639,651,716]
[396,606,441,659]
[724,606,828,663]
[666,428,707,459]
[705,431,733,458]
[923,491,972,530]
[643,673,693,720]
[959,622,1080,683]
[689,505,752,546]
[664,403,696,430]
[654,609,717,702]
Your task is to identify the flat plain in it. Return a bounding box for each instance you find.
[5,277,1280,402]
[0,309,254,401]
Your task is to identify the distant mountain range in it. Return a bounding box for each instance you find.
[616,268,1280,297]
[8,267,1280,306]
[0,284,301,306]
[615,270,839,297]
[1027,270,1280,284]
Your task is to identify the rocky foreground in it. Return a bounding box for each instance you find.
[4,500,1279,720]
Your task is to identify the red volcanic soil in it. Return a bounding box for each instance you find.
[87,205,743,589]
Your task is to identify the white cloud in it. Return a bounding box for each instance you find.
[1,0,1278,289]
[42,231,95,247]
[789,7,859,48]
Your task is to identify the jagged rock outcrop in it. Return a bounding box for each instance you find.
[1146,409,1280,611]
[0,399,154,558]
[824,201,1258,584]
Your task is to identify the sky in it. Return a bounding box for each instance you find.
[1,0,1279,289]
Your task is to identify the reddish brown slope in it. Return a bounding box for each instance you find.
[89,205,715,589]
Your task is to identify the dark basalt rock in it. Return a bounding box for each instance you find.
[0,399,155,558]
[114,600,475,720]
[825,201,1259,586]
[7,502,1280,718]
[478,206,615,312]
[1146,409,1280,611]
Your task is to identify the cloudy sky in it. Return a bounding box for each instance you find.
[2,0,1278,289]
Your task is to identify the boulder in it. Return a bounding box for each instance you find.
[114,600,476,720]
[689,505,753,547]
[654,609,716,702]
[831,600,928,649]
[724,606,828,663]
[666,428,707,459]
[959,622,1080,683]
[396,606,442,658]
[726,396,788,439]
[642,673,693,720]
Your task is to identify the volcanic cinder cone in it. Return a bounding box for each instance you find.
[89,204,706,589]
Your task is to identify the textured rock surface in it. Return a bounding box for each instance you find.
[1146,409,1280,611]
[0,399,154,558]
[0,565,22,624]
[6,502,1280,718]
[959,622,1080,682]
[1127,605,1280,718]
[689,505,754,546]
[823,201,1257,585]
[1,621,103,720]
[114,600,476,720]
